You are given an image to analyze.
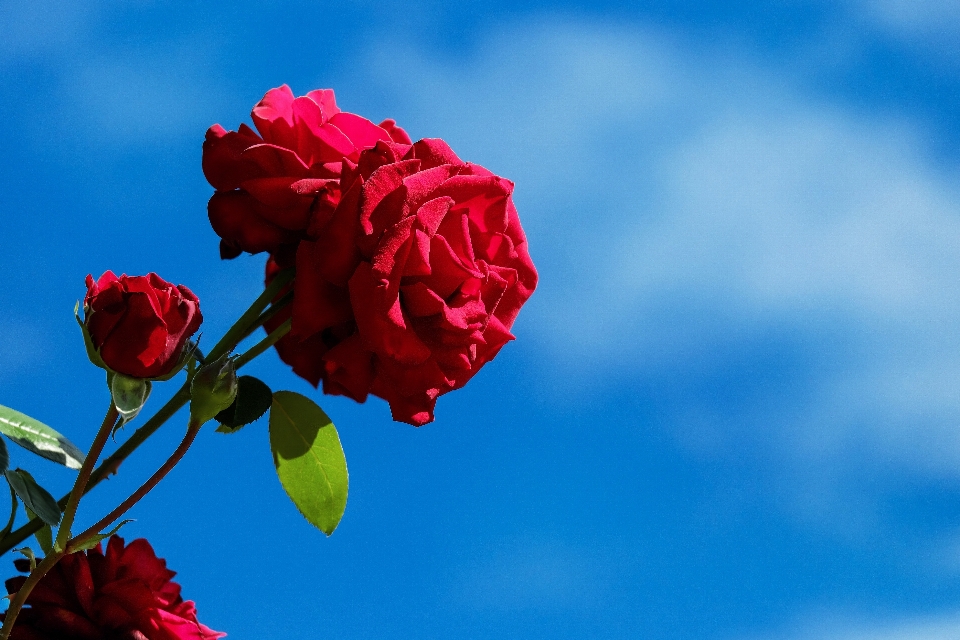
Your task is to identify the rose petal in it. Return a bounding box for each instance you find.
[306,88,340,118]
[322,334,374,402]
[291,241,353,339]
[359,158,421,236]
[208,191,299,255]
[202,123,263,191]
[349,262,431,365]
[251,84,297,148]
[408,138,463,168]
[310,177,364,286]
[328,112,393,152]
[241,143,311,178]
[378,118,412,144]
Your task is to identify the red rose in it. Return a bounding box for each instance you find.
[273,138,537,425]
[84,272,202,379]
[2,536,225,640]
[203,85,411,259]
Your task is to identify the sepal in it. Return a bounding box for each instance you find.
[109,373,152,423]
[15,547,37,571]
[75,302,109,371]
[68,519,134,553]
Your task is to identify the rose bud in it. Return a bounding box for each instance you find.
[1,535,225,640]
[81,272,202,380]
[203,85,411,259]
[189,354,239,425]
[270,138,538,425]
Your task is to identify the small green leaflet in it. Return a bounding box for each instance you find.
[16,547,37,571]
[69,519,134,553]
[5,469,61,527]
[0,404,84,469]
[269,392,348,536]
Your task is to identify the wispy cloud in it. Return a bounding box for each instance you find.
[0,321,48,381]
[64,44,230,145]
[451,537,616,611]
[746,611,960,640]
[1,1,238,149]
[353,17,960,529]
[858,0,960,36]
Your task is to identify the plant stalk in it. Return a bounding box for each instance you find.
[0,404,121,638]
[55,405,119,551]
[233,319,291,369]
[0,272,294,556]
[68,419,202,552]
[0,550,63,640]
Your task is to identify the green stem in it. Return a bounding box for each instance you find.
[1,406,121,639]
[0,270,295,557]
[69,314,289,550]
[233,319,292,369]
[69,419,203,552]
[242,291,293,342]
[0,550,63,640]
[55,405,119,551]
[0,386,189,557]
[207,269,293,362]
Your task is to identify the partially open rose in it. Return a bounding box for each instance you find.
[273,138,537,425]
[83,271,202,379]
[203,85,410,259]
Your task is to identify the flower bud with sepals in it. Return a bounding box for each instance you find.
[190,354,239,425]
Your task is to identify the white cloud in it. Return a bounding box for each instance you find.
[852,0,960,62]
[361,18,960,366]
[0,0,91,59]
[1,1,237,149]
[354,18,960,522]
[451,537,613,611]
[66,45,230,145]
[858,0,960,36]
[0,321,47,379]
[747,612,960,640]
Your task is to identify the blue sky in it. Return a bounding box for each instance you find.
[3,0,960,638]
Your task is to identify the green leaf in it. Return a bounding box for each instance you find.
[269,391,348,536]
[216,376,272,432]
[25,507,53,555]
[69,519,134,553]
[0,405,84,470]
[0,436,8,475]
[5,469,60,527]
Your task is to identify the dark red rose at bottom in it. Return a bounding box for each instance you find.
[2,536,225,640]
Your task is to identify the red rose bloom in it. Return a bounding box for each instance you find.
[84,272,202,379]
[2,536,225,640]
[203,85,411,259]
[273,138,538,425]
